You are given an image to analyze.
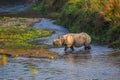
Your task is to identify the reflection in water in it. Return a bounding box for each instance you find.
[28,66,38,80]
[67,54,74,64]
[67,50,91,64]
[0,55,7,67]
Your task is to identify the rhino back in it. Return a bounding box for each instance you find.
[72,34,85,47]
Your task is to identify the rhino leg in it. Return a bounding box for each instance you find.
[64,46,74,51]
[70,46,74,51]
[64,46,68,51]
[84,45,91,50]
[84,43,91,50]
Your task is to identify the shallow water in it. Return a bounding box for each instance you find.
[0,1,31,14]
[0,5,31,14]
[0,18,120,80]
[0,4,31,15]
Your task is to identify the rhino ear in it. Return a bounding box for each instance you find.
[57,34,62,39]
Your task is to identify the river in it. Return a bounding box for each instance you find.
[0,3,120,80]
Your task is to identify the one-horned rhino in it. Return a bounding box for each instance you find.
[53,32,91,51]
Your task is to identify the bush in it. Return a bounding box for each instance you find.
[107,26,120,48]
[32,0,46,15]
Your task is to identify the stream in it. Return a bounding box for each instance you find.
[0,18,120,80]
[0,2,120,80]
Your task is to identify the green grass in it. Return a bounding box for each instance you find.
[0,27,52,49]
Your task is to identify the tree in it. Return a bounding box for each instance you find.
[102,0,120,26]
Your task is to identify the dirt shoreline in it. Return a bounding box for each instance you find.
[0,49,57,58]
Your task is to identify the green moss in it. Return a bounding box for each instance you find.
[0,27,52,49]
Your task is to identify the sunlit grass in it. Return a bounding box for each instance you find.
[0,16,57,58]
[0,17,52,49]
[0,27,52,49]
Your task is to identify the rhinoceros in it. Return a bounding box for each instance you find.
[53,32,91,51]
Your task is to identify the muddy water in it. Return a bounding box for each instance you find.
[0,18,120,80]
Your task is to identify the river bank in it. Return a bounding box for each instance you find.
[0,17,57,58]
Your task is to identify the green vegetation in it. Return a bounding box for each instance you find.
[33,0,120,49]
[0,27,52,49]
[0,17,52,49]
[33,0,45,15]
[32,0,68,18]
[0,17,57,58]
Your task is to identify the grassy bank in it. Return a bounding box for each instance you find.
[0,27,52,49]
[0,17,57,58]
[0,49,57,58]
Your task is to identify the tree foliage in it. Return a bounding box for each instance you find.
[102,0,120,25]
